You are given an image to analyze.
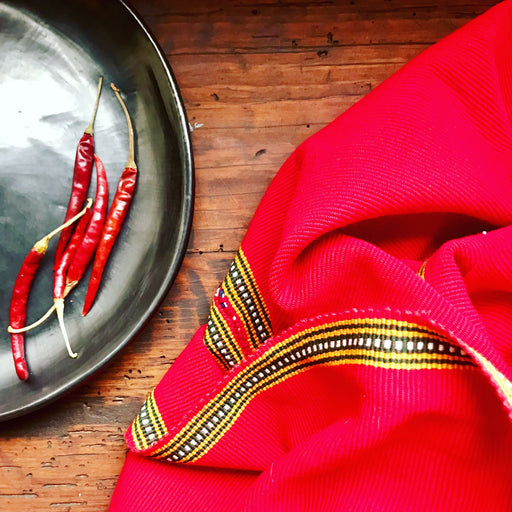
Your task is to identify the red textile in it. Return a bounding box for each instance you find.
[110,2,512,510]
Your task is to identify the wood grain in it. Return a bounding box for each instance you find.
[0,1,497,510]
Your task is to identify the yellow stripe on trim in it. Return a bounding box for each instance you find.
[223,271,261,349]
[203,294,245,370]
[148,318,474,462]
[461,344,512,415]
[132,416,146,450]
[132,391,168,451]
[418,261,427,280]
[221,250,272,349]
[211,304,244,363]
[237,249,273,340]
[159,352,472,463]
[147,391,167,439]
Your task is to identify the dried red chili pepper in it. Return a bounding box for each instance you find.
[82,84,137,316]
[66,154,109,289]
[18,154,109,339]
[53,206,91,302]
[54,76,103,266]
[52,205,92,359]
[8,201,92,380]
[9,244,45,380]
[54,154,109,353]
[9,205,92,342]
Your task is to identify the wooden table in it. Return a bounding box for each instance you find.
[0,1,498,509]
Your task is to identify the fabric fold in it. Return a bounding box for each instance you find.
[110,2,512,510]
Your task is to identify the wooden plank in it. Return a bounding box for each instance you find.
[152,20,460,55]
[135,0,497,19]
[170,47,418,90]
[145,5,491,56]
[192,125,312,167]
[191,164,277,251]
[134,0,496,17]
[0,430,126,511]
[187,93,367,129]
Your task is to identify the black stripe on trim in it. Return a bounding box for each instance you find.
[147,394,166,440]
[151,322,474,459]
[132,406,148,449]
[159,349,475,461]
[226,256,271,346]
[204,331,232,370]
[211,305,243,363]
[237,252,272,336]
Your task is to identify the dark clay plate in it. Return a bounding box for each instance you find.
[0,1,193,421]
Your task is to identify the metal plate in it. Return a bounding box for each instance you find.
[0,0,193,420]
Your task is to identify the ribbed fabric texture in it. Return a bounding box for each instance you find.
[110,2,512,510]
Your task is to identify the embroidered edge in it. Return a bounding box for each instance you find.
[131,390,168,451]
[204,299,244,370]
[459,342,512,419]
[418,260,427,279]
[134,317,475,461]
[203,248,273,369]
[223,249,272,349]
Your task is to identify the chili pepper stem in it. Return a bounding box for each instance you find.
[84,76,103,136]
[33,238,49,256]
[54,299,77,358]
[6,202,89,336]
[7,280,79,335]
[111,83,137,169]
[42,198,93,245]
[8,304,56,334]
[66,280,79,294]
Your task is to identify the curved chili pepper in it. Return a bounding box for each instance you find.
[82,84,137,316]
[54,154,109,353]
[8,206,92,344]
[66,154,109,288]
[8,202,92,380]
[54,206,92,301]
[82,168,136,315]
[9,241,46,380]
[54,76,103,266]
[53,206,93,359]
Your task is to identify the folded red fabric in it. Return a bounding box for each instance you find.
[110,3,512,510]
